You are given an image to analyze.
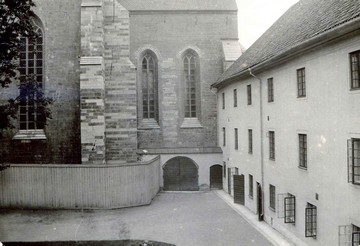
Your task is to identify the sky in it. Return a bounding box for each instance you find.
[236,0,299,48]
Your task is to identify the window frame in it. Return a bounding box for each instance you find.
[284,194,296,224]
[249,174,253,198]
[268,77,274,102]
[222,127,226,147]
[234,128,238,150]
[305,203,317,238]
[233,89,237,107]
[350,50,360,90]
[183,50,200,118]
[141,51,159,121]
[348,138,360,185]
[299,134,307,169]
[269,184,276,211]
[19,19,44,130]
[248,129,253,154]
[269,131,275,160]
[247,84,252,105]
[297,68,306,98]
[222,92,225,109]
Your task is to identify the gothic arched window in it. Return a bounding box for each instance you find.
[183,51,199,118]
[18,18,44,130]
[141,52,158,121]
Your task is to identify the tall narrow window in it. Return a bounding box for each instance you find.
[348,138,360,185]
[19,19,44,130]
[305,203,317,238]
[299,134,307,169]
[269,131,275,160]
[350,50,360,89]
[268,78,274,102]
[234,128,238,150]
[233,89,237,107]
[352,225,360,245]
[142,52,158,121]
[223,162,226,178]
[222,92,225,109]
[223,127,226,147]
[248,129,253,154]
[269,184,276,211]
[297,68,306,97]
[183,51,198,118]
[247,84,252,105]
[249,174,253,198]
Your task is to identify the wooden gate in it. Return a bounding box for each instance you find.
[163,157,199,191]
[233,174,245,205]
[210,165,223,189]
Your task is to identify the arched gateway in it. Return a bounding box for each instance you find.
[163,157,199,191]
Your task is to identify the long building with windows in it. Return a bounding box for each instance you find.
[212,0,360,245]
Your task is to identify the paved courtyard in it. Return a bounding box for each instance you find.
[0,191,274,246]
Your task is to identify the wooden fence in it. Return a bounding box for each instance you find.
[0,156,160,209]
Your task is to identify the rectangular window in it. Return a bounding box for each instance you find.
[348,138,360,185]
[247,84,252,105]
[249,174,253,198]
[222,92,225,109]
[353,225,360,246]
[233,89,237,107]
[223,127,226,147]
[269,184,276,211]
[299,134,307,169]
[223,162,226,178]
[248,129,253,154]
[297,68,306,97]
[350,50,360,89]
[269,131,275,160]
[268,78,274,102]
[305,203,317,238]
[284,194,296,224]
[234,128,238,150]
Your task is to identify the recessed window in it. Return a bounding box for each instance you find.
[350,50,360,89]
[234,128,238,150]
[183,50,199,118]
[249,174,253,198]
[352,225,360,245]
[223,162,226,178]
[269,131,275,160]
[248,129,253,154]
[233,89,237,107]
[299,134,307,169]
[222,92,225,109]
[142,51,158,121]
[269,184,276,211]
[222,127,226,147]
[339,224,360,245]
[297,68,306,97]
[19,19,44,130]
[305,203,317,238]
[348,138,360,185]
[247,84,252,105]
[268,78,274,102]
[284,193,296,224]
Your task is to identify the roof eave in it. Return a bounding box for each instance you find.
[212,17,360,90]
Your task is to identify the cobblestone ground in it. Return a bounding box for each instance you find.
[0,191,273,246]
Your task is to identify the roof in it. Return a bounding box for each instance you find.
[222,40,246,62]
[214,0,360,87]
[119,0,238,12]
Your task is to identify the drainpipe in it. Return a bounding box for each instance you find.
[249,68,265,221]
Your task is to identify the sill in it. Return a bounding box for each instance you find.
[350,88,360,94]
[180,118,202,129]
[249,195,253,199]
[138,119,160,130]
[298,166,308,171]
[269,158,275,161]
[248,152,253,155]
[12,129,46,140]
[269,207,276,212]
[297,96,307,101]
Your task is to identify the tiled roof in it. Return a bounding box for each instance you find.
[215,0,360,86]
[119,0,237,11]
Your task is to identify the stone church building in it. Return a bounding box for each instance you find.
[0,0,242,191]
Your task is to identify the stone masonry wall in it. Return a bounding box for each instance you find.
[129,12,238,150]
[0,0,81,164]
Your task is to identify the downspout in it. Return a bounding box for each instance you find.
[249,68,265,221]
